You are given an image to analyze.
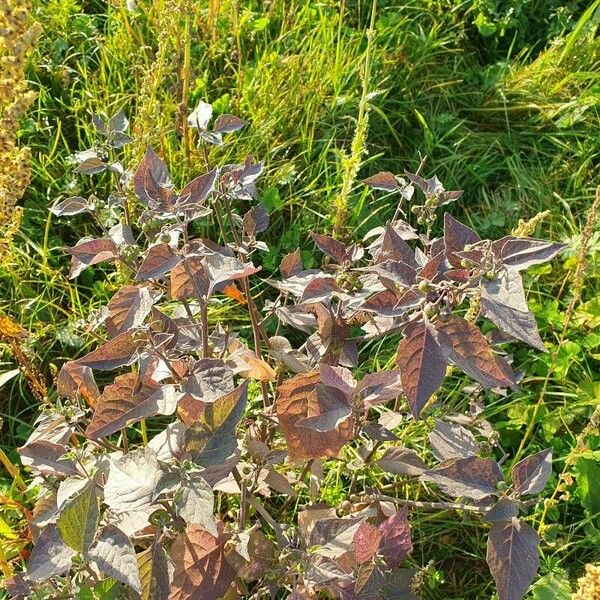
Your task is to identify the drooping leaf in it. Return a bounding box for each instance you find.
[511,449,552,496]
[26,524,75,582]
[184,381,248,466]
[395,321,446,419]
[481,269,546,351]
[435,317,516,389]
[56,361,100,407]
[353,522,382,565]
[136,243,181,280]
[74,156,106,175]
[168,523,234,600]
[105,285,156,338]
[138,541,171,600]
[65,238,118,278]
[276,372,355,460]
[56,479,99,553]
[428,419,479,461]
[484,498,520,522]
[187,100,213,130]
[76,331,139,371]
[87,373,181,439]
[423,456,503,500]
[88,524,142,593]
[19,440,78,476]
[486,518,540,600]
[378,507,412,568]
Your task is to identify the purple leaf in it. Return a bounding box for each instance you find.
[50,196,91,216]
[378,507,412,568]
[423,456,503,500]
[484,498,520,522]
[280,250,303,279]
[395,321,447,419]
[356,370,403,407]
[493,236,566,270]
[76,331,140,371]
[377,224,418,267]
[105,285,156,338]
[444,214,480,267]
[363,171,400,192]
[136,243,181,280]
[486,518,540,600]
[435,317,517,389]
[428,419,479,461]
[178,169,218,206]
[213,114,248,134]
[133,146,174,208]
[481,269,546,351]
[310,232,349,264]
[377,447,427,477]
[297,385,353,433]
[65,237,118,278]
[243,203,270,237]
[26,524,75,582]
[511,449,552,496]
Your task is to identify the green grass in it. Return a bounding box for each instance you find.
[1,0,599,597]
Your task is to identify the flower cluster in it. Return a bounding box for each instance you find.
[0,0,41,257]
[573,564,600,600]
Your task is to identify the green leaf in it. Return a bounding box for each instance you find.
[57,479,99,553]
[574,453,600,522]
[530,571,572,600]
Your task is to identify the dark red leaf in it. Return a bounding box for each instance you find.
[353,523,382,564]
[511,449,552,496]
[136,243,181,280]
[435,317,517,389]
[486,518,540,600]
[76,331,140,371]
[363,171,400,192]
[378,507,412,568]
[395,321,446,419]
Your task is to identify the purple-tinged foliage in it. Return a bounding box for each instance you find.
[13,105,566,600]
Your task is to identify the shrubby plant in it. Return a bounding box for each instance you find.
[8,105,565,600]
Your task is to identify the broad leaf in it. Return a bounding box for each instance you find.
[65,237,118,278]
[168,523,234,600]
[484,498,520,522]
[353,522,382,565]
[377,447,427,477]
[297,385,353,433]
[428,419,478,461]
[378,507,412,568]
[76,331,139,371]
[56,479,99,553]
[133,147,173,207]
[184,381,248,466]
[435,317,516,389]
[396,322,446,418]
[88,525,142,593]
[57,361,100,407]
[511,449,552,496]
[136,243,181,280]
[87,373,180,439]
[276,371,355,460]
[50,196,91,216]
[494,237,565,270]
[486,518,540,600]
[103,448,164,535]
[26,524,75,582]
[178,169,218,206]
[423,456,503,500]
[481,269,545,351]
[105,286,155,338]
[443,213,480,267]
[363,171,400,192]
[213,114,248,134]
[174,473,217,535]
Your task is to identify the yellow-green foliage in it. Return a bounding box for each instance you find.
[0,0,40,258]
